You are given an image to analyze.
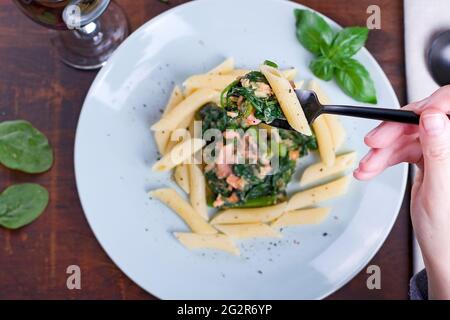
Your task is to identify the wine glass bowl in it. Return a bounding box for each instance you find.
[13,0,129,70]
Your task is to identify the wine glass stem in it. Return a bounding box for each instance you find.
[73,21,103,45]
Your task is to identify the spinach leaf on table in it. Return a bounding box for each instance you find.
[0,183,49,229]
[0,120,53,173]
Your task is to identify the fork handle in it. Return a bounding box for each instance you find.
[322,105,421,124]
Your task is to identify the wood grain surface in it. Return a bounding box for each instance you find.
[0,0,411,299]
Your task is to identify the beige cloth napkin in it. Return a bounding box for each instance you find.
[404,0,450,274]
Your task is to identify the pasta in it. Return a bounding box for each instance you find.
[300,152,356,186]
[150,188,217,234]
[150,59,355,255]
[184,74,239,92]
[174,232,240,255]
[164,121,193,154]
[312,116,335,167]
[294,80,305,90]
[281,68,298,81]
[229,69,296,79]
[228,69,251,77]
[271,207,331,228]
[286,176,351,211]
[151,89,220,132]
[307,80,346,150]
[210,203,287,225]
[214,223,281,239]
[154,86,184,154]
[152,137,205,172]
[260,64,312,135]
[188,164,208,220]
[173,164,190,194]
[208,57,235,74]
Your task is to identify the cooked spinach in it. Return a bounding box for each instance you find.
[220,71,284,124]
[205,170,232,198]
[263,60,279,68]
[0,120,53,173]
[201,96,317,209]
[0,183,49,229]
[198,103,240,133]
[279,129,318,156]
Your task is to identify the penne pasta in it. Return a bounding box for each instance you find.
[188,164,208,220]
[173,164,190,194]
[152,138,205,172]
[300,152,357,186]
[260,64,312,136]
[215,223,281,239]
[151,89,220,132]
[150,188,217,234]
[312,115,335,167]
[149,61,352,255]
[183,74,239,92]
[165,123,192,155]
[174,232,240,255]
[307,80,346,150]
[210,202,287,225]
[207,57,235,74]
[325,115,346,151]
[294,80,305,90]
[281,68,298,81]
[154,86,184,154]
[271,207,331,228]
[228,69,250,77]
[286,176,351,211]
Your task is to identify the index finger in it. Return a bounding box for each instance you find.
[364,102,422,148]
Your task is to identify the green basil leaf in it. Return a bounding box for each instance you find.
[310,56,335,81]
[335,58,377,104]
[0,120,53,173]
[0,183,49,229]
[294,9,334,55]
[263,60,278,68]
[329,27,369,59]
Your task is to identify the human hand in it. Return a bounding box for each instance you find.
[354,86,450,299]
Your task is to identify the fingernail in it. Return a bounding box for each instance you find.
[422,113,445,136]
[365,127,379,139]
[360,150,373,164]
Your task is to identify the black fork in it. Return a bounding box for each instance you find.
[267,90,440,131]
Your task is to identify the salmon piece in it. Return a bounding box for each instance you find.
[254,82,272,98]
[289,150,300,160]
[226,192,240,204]
[216,163,232,179]
[213,195,225,208]
[237,95,244,107]
[226,174,247,190]
[246,113,261,126]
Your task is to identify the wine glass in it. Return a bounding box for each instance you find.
[13,0,129,70]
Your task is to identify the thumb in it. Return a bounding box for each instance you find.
[419,109,450,195]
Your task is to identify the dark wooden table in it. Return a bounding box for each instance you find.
[0,0,411,299]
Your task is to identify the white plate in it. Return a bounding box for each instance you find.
[75,0,407,299]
